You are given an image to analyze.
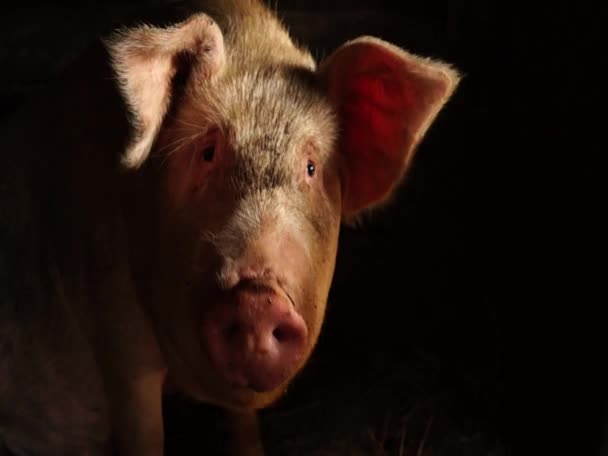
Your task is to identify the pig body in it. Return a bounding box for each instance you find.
[0,1,460,455]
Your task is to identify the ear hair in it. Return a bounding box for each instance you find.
[103,14,225,169]
[318,36,461,219]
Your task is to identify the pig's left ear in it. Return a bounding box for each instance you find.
[318,36,461,218]
[104,14,225,169]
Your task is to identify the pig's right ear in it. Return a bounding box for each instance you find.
[104,14,225,169]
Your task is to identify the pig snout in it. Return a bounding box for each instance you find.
[202,281,308,392]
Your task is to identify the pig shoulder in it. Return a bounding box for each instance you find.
[0,251,110,455]
[0,40,124,456]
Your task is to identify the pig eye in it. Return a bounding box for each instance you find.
[202,145,215,162]
[306,160,316,177]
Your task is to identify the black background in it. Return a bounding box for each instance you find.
[0,0,603,455]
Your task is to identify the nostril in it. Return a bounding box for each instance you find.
[272,323,303,344]
[224,322,241,340]
[272,326,286,342]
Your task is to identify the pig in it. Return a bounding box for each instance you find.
[0,0,460,454]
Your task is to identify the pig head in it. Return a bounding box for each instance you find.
[103,1,461,413]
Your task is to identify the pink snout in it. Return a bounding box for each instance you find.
[202,283,308,392]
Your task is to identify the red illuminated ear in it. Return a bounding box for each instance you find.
[318,36,461,218]
[104,14,225,169]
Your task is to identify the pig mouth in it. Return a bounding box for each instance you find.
[200,281,309,393]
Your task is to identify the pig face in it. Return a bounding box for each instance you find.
[106,8,460,411]
[147,63,342,410]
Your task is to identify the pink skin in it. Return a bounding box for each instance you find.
[201,279,308,392]
[146,104,338,408]
[198,218,313,393]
